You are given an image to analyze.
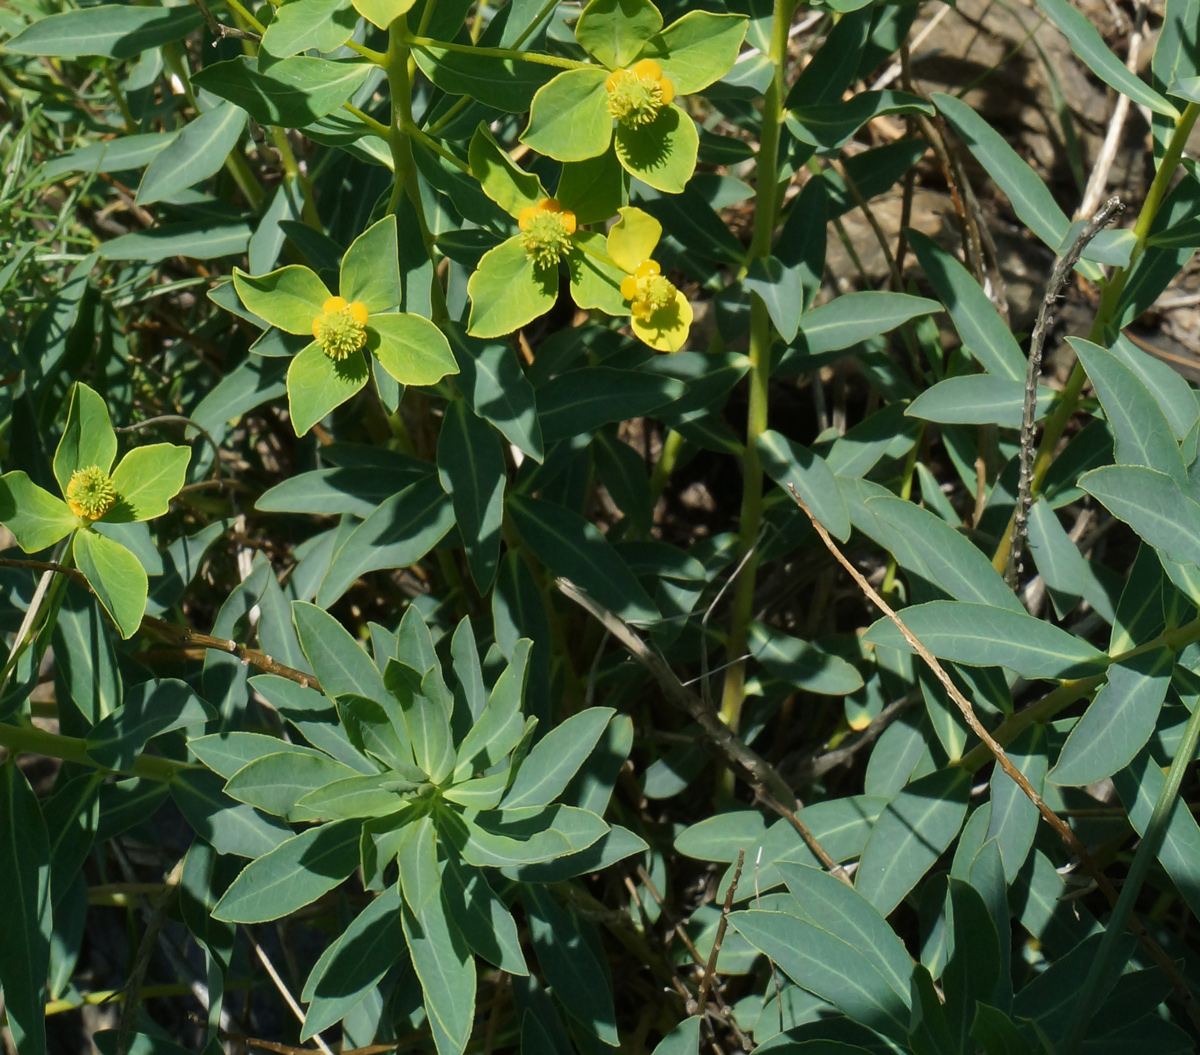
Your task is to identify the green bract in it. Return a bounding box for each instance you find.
[0,383,189,637]
[232,215,458,435]
[521,0,746,192]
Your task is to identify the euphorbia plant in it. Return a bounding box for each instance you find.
[0,383,189,637]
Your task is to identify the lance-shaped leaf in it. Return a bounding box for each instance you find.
[192,55,373,128]
[402,892,476,1055]
[437,400,506,591]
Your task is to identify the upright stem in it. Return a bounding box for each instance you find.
[718,0,796,735]
[991,100,1200,574]
[1062,696,1200,1055]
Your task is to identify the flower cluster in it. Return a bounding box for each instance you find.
[312,296,369,361]
[605,59,675,127]
[518,198,577,269]
[65,465,116,520]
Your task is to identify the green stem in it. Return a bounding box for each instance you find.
[1062,695,1200,1055]
[991,101,1200,574]
[649,428,685,501]
[718,0,796,737]
[344,102,390,138]
[405,33,591,70]
[405,122,471,173]
[0,721,190,782]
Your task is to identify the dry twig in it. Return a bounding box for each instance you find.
[697,850,744,1019]
[1006,195,1124,587]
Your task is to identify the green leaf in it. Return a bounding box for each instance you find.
[397,814,441,913]
[748,623,864,696]
[337,695,417,773]
[136,102,247,206]
[402,892,476,1055]
[1109,333,1199,441]
[575,0,662,68]
[42,132,177,180]
[370,313,458,387]
[1026,498,1086,617]
[508,493,658,624]
[467,237,558,339]
[907,375,1057,428]
[225,752,363,819]
[301,886,404,1040]
[1050,647,1173,785]
[0,762,51,1055]
[99,221,252,262]
[454,640,530,778]
[524,885,618,1046]
[537,367,684,442]
[787,291,940,363]
[86,679,213,771]
[288,344,369,435]
[73,529,147,639]
[469,123,544,218]
[54,382,118,493]
[437,400,506,591]
[776,862,912,1004]
[908,231,1026,381]
[1069,337,1186,482]
[170,769,292,858]
[441,853,527,974]
[866,496,1023,612]
[257,461,430,517]
[786,90,933,151]
[0,472,76,552]
[213,819,362,923]
[386,661,455,782]
[1113,748,1200,920]
[340,215,401,313]
[444,322,544,462]
[315,475,456,607]
[676,811,770,862]
[295,773,417,820]
[649,1019,701,1055]
[106,443,190,522]
[855,768,970,916]
[189,732,335,778]
[5,3,203,57]
[293,601,389,702]
[556,148,626,226]
[234,265,330,334]
[943,878,1001,1051]
[567,231,629,316]
[1078,464,1200,569]
[1035,0,1177,115]
[729,910,910,1044]
[863,600,1107,679]
[986,725,1047,882]
[744,256,804,342]
[614,103,699,194]
[192,56,373,127]
[457,804,608,866]
[411,42,556,112]
[522,67,613,162]
[263,0,358,56]
[756,429,850,541]
[933,93,1069,253]
[646,10,748,94]
[502,707,615,809]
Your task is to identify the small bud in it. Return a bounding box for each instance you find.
[621,258,678,320]
[66,465,117,520]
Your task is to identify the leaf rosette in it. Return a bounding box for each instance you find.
[231,215,458,435]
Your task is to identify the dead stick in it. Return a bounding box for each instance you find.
[1007,195,1124,587]
[556,577,850,884]
[788,483,1199,1017]
[697,850,744,1018]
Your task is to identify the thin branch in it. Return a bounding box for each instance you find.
[1006,195,1124,587]
[245,930,335,1055]
[788,482,1200,1018]
[190,0,262,42]
[697,850,744,1018]
[555,578,851,884]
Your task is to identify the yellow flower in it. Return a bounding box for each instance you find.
[604,59,676,127]
[66,465,116,520]
[312,296,369,361]
[517,197,578,269]
[608,207,692,353]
